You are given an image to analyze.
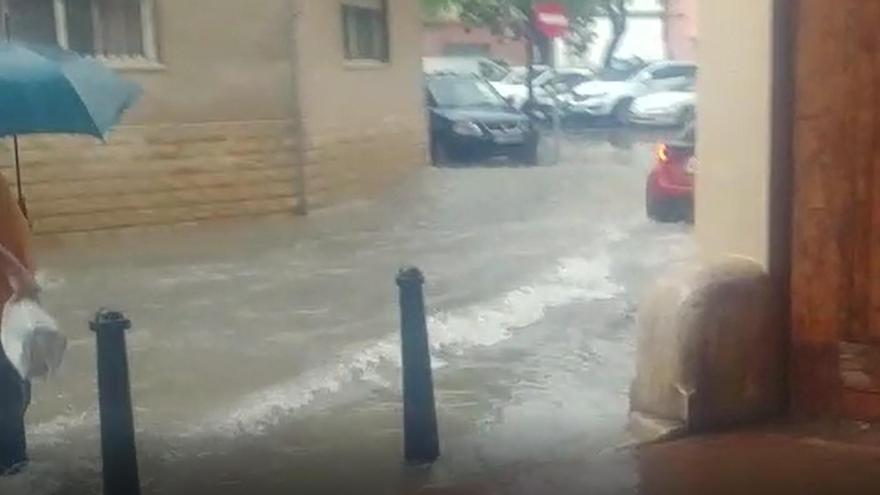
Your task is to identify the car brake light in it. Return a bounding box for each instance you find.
[657,143,669,163]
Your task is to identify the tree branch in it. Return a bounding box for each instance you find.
[602,0,628,68]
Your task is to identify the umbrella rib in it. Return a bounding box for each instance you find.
[58,76,104,138]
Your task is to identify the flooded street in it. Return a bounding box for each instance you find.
[2,132,694,495]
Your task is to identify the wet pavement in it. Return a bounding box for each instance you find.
[421,429,880,495]
[1,129,696,495]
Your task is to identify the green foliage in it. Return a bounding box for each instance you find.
[421,0,634,63]
[422,1,630,31]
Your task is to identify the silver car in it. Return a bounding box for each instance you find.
[629,82,696,127]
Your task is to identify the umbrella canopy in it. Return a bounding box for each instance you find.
[0,42,141,138]
[0,42,141,219]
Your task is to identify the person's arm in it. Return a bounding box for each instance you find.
[0,242,38,300]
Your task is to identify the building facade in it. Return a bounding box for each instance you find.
[0,0,427,234]
[422,20,527,66]
[664,0,698,61]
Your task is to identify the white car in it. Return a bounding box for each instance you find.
[534,67,596,93]
[491,67,595,111]
[423,56,510,82]
[498,65,552,85]
[565,61,697,122]
[629,84,696,127]
[490,81,555,110]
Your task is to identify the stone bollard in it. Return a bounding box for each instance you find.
[396,267,440,464]
[629,258,785,441]
[90,309,141,495]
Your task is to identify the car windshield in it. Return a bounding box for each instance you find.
[627,67,653,82]
[501,68,528,84]
[428,78,507,108]
[532,71,556,87]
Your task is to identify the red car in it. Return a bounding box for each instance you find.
[646,123,696,222]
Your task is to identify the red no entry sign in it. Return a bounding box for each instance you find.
[533,2,570,38]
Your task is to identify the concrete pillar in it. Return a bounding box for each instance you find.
[694,0,775,266]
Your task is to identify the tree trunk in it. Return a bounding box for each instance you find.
[602,0,628,68]
[534,33,554,66]
[660,0,671,59]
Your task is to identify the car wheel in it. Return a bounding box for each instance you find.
[647,199,676,222]
[646,187,677,222]
[430,138,451,167]
[512,139,540,166]
[613,98,634,125]
[647,196,695,223]
[681,196,695,224]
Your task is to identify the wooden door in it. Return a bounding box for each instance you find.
[791,0,880,420]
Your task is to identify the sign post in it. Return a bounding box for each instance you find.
[533,2,570,39]
[530,2,570,165]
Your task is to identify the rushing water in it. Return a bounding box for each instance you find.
[1,134,693,495]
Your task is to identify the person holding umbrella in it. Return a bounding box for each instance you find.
[0,39,140,474]
[0,171,37,475]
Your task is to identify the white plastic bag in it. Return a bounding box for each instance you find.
[1,297,66,380]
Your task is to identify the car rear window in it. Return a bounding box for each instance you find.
[676,123,696,146]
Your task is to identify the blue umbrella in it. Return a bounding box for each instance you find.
[0,42,142,217]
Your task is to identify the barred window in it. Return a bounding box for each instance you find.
[342,0,388,62]
[0,0,57,46]
[0,0,158,63]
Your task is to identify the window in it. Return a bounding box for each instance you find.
[478,60,508,82]
[0,0,57,45]
[653,65,697,80]
[0,0,157,63]
[427,77,507,109]
[342,0,388,62]
[67,0,145,57]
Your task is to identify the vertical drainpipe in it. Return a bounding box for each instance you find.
[287,0,308,215]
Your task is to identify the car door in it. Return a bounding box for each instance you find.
[630,67,660,97]
[553,73,592,93]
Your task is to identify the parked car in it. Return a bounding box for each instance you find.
[597,56,649,81]
[426,74,539,165]
[629,81,696,127]
[490,78,556,114]
[491,67,596,122]
[497,65,552,85]
[564,61,697,123]
[422,56,510,82]
[535,67,597,93]
[646,122,696,222]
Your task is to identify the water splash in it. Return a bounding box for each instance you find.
[199,251,622,437]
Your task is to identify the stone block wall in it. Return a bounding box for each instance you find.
[303,124,427,209]
[1,118,426,235]
[1,121,302,235]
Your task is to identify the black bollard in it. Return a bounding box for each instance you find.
[90,309,140,495]
[396,267,440,464]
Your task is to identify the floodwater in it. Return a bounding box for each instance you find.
[1,130,694,495]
